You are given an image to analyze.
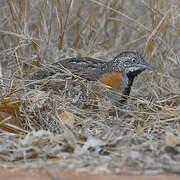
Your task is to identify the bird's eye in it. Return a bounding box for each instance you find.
[132,58,136,62]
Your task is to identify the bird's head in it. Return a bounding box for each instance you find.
[111,51,155,77]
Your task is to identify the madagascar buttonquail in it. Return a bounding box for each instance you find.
[28,51,155,106]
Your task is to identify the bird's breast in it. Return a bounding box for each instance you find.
[99,72,123,90]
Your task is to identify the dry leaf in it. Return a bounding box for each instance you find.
[165,135,176,146]
[60,111,75,128]
[2,97,9,104]
[0,112,22,133]
[0,98,24,133]
[137,129,144,137]
[0,98,22,116]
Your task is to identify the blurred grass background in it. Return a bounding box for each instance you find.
[0,0,180,175]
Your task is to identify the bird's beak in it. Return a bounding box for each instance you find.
[127,59,155,75]
[138,61,155,71]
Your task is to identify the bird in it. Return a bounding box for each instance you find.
[27,51,155,107]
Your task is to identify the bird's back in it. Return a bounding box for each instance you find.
[29,57,108,81]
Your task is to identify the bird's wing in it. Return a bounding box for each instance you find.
[29,57,107,81]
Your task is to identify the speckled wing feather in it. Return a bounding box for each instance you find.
[29,57,108,81]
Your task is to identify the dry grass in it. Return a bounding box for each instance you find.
[0,0,180,175]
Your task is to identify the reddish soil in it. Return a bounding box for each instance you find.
[1,168,179,180]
